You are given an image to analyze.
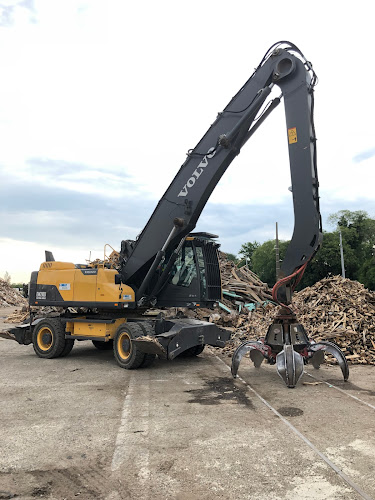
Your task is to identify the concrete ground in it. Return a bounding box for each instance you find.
[0,306,374,500]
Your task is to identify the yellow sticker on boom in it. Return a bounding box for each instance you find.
[288,127,297,144]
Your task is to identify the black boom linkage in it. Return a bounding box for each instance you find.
[121,42,322,305]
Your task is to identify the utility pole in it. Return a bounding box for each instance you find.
[275,222,281,280]
[339,230,345,278]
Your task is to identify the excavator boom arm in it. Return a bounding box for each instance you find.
[121,42,322,294]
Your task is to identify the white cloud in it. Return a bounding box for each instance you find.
[0,237,103,283]
[0,0,374,280]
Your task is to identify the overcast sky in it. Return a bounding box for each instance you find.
[0,0,374,282]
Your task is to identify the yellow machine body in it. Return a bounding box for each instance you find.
[32,261,135,308]
[65,318,126,339]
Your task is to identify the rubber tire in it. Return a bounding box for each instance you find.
[179,344,205,357]
[113,323,146,369]
[138,322,157,368]
[59,339,75,357]
[32,318,67,359]
[92,340,114,350]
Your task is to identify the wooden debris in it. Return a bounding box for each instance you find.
[4,306,73,325]
[5,307,29,323]
[3,250,375,367]
[219,253,273,304]
[293,275,375,365]
[0,331,17,341]
[220,274,375,366]
[0,279,27,307]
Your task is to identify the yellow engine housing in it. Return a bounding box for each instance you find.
[31,261,135,309]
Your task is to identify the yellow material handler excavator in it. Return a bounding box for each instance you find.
[9,42,349,387]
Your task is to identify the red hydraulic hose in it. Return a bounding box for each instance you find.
[272,261,309,309]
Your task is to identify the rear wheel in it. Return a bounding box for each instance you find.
[92,339,113,350]
[32,318,66,359]
[113,323,146,369]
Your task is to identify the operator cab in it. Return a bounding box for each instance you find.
[156,233,222,308]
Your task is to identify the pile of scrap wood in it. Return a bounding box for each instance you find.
[5,306,30,324]
[293,275,375,365]
[0,279,27,307]
[222,275,375,365]
[3,249,375,366]
[87,249,121,269]
[5,305,79,325]
[0,306,73,341]
[219,252,273,307]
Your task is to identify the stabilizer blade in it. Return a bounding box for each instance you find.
[309,341,349,381]
[132,337,166,356]
[276,345,304,388]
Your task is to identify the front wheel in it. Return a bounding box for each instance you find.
[113,323,146,369]
[32,318,67,359]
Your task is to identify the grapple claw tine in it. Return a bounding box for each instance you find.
[231,343,251,378]
[231,341,265,378]
[309,341,349,381]
[311,349,325,369]
[250,349,264,368]
[276,345,304,388]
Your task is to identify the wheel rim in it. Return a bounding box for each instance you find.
[37,327,53,351]
[118,331,131,359]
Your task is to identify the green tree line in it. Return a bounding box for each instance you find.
[228,210,375,291]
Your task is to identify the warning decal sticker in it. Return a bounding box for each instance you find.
[59,283,71,291]
[288,127,297,144]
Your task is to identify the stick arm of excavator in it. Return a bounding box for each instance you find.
[120,42,323,303]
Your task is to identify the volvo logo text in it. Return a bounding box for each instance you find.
[178,147,216,197]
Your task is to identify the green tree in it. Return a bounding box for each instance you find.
[327,210,375,288]
[238,241,260,267]
[224,253,239,265]
[11,283,24,289]
[358,250,375,290]
[251,239,289,287]
[299,231,357,288]
[238,210,375,291]
[328,210,375,240]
